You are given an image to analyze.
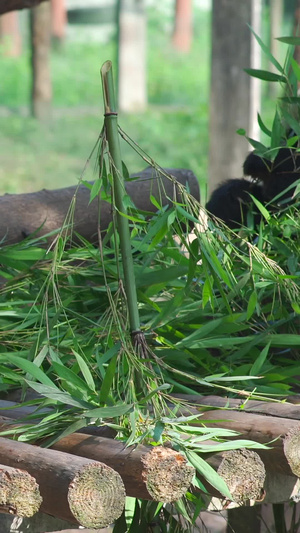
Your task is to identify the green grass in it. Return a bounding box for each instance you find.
[0,6,210,196]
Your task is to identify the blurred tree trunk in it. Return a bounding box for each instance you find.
[0,0,48,15]
[51,0,67,46]
[0,11,21,56]
[118,0,147,112]
[172,0,192,53]
[30,1,52,120]
[294,0,300,81]
[208,0,262,195]
[269,0,283,97]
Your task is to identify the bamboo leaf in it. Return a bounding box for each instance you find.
[244,69,286,83]
[2,355,56,387]
[72,350,96,392]
[186,450,232,499]
[136,265,188,288]
[290,57,300,82]
[89,178,102,204]
[249,26,284,73]
[84,404,133,418]
[257,113,272,137]
[280,96,300,104]
[51,362,92,393]
[246,137,270,157]
[277,37,300,45]
[41,419,89,447]
[246,291,257,320]
[270,108,283,152]
[99,354,117,404]
[25,381,92,408]
[250,195,271,222]
[250,342,271,376]
[280,108,300,137]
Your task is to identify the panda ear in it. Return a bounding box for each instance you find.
[243,152,270,179]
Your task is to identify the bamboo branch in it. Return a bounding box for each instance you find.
[101,60,140,334]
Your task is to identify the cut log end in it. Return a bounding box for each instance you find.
[0,466,42,517]
[283,426,300,477]
[67,462,126,529]
[217,449,266,504]
[141,447,195,502]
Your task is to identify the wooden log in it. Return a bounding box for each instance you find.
[52,434,195,502]
[213,449,265,504]
[193,406,299,477]
[0,0,48,15]
[1,396,299,479]
[53,432,265,504]
[283,427,300,478]
[173,394,300,420]
[4,395,300,423]
[0,464,42,517]
[0,416,195,503]
[0,410,267,503]
[170,394,300,477]
[0,167,199,245]
[0,437,125,528]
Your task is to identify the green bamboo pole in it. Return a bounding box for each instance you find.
[100,60,141,335]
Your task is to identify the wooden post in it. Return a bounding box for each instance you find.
[118,0,147,112]
[172,0,193,53]
[51,0,67,45]
[0,11,21,56]
[30,1,52,120]
[208,0,262,195]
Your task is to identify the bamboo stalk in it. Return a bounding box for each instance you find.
[100,60,141,335]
